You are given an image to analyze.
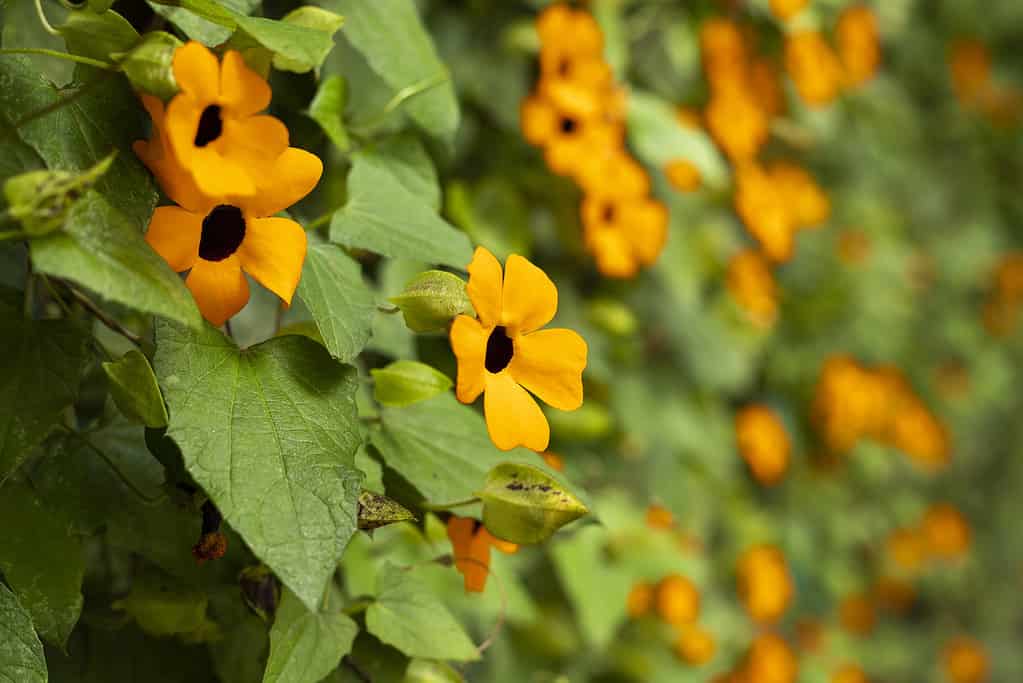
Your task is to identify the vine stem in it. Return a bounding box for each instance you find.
[341,599,372,616]
[0,48,118,71]
[349,72,450,133]
[419,497,481,512]
[64,283,143,347]
[33,0,60,35]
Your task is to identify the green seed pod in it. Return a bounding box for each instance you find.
[389,270,474,332]
[371,360,453,407]
[3,153,114,237]
[477,462,588,545]
[114,31,182,101]
[357,490,417,531]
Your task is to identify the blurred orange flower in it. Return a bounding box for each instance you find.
[838,593,877,636]
[837,5,881,87]
[727,249,779,328]
[738,545,794,623]
[446,516,518,593]
[736,404,790,485]
[786,31,844,107]
[675,624,716,665]
[921,503,972,559]
[944,637,989,683]
[655,574,701,625]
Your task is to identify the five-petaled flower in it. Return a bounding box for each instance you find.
[446,515,518,593]
[450,247,588,452]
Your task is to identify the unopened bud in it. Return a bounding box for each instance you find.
[389,270,474,332]
[357,490,416,531]
[113,31,181,101]
[3,154,113,237]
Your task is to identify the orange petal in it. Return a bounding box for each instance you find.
[172,41,220,103]
[236,217,307,305]
[243,148,323,217]
[145,206,202,272]
[190,147,256,198]
[501,254,557,335]
[219,114,290,168]
[466,246,503,327]
[449,315,488,404]
[483,371,550,451]
[219,50,271,117]
[186,256,249,327]
[480,528,519,554]
[164,94,203,169]
[447,517,490,593]
[508,328,587,411]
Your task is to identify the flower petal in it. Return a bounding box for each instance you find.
[483,371,550,451]
[145,206,202,272]
[243,148,323,217]
[172,41,220,103]
[450,315,488,404]
[219,50,271,117]
[466,246,503,327]
[501,254,557,335]
[508,328,587,411]
[186,256,249,327]
[235,217,307,305]
[164,94,202,168]
[189,147,256,198]
[219,114,289,168]
[446,517,491,593]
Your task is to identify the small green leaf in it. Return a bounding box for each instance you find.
[478,463,588,545]
[58,9,140,63]
[103,349,169,428]
[147,0,257,46]
[30,191,204,329]
[149,0,238,28]
[0,482,85,647]
[371,360,452,407]
[113,30,182,101]
[3,153,114,237]
[404,659,463,683]
[270,6,344,73]
[357,490,416,530]
[112,573,212,638]
[0,583,46,683]
[366,564,479,662]
[330,152,472,268]
[234,10,340,75]
[544,402,614,442]
[388,270,473,333]
[297,243,375,363]
[308,75,350,151]
[262,589,358,683]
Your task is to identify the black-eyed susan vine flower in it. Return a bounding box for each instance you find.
[446,515,518,593]
[450,247,587,452]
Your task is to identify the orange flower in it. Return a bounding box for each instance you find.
[164,42,290,198]
[749,58,786,118]
[837,5,881,87]
[446,516,518,593]
[675,624,716,665]
[738,545,793,623]
[645,503,675,530]
[735,405,790,485]
[626,581,654,618]
[831,664,869,683]
[655,574,700,625]
[769,0,808,21]
[539,451,565,471]
[745,633,798,683]
[450,247,587,451]
[581,194,668,279]
[700,17,747,79]
[767,162,830,228]
[838,593,876,636]
[886,527,927,573]
[949,40,991,106]
[786,31,844,107]
[886,398,950,470]
[873,576,915,613]
[727,249,779,328]
[664,159,702,192]
[536,4,603,58]
[944,637,989,683]
[734,163,795,262]
[707,91,769,162]
[920,503,971,559]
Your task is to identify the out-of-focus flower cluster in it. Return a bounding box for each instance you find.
[983,252,1023,335]
[949,39,1022,126]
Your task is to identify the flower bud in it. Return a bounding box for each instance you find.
[357,490,416,531]
[478,462,587,544]
[390,270,474,332]
[114,31,182,101]
[3,154,113,237]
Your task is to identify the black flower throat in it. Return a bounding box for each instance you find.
[194,105,224,147]
[485,326,514,373]
[199,205,245,262]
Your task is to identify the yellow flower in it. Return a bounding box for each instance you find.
[446,515,517,593]
[707,90,769,162]
[581,194,668,278]
[626,581,654,618]
[645,503,675,530]
[745,633,798,683]
[944,637,989,683]
[767,161,830,228]
[786,31,844,108]
[769,0,808,21]
[164,42,290,198]
[734,163,795,262]
[727,249,778,328]
[738,544,793,623]
[664,159,702,192]
[736,404,789,485]
[920,503,971,559]
[450,247,587,451]
[831,664,869,683]
[886,527,927,573]
[655,574,700,625]
[837,5,881,87]
[675,624,716,666]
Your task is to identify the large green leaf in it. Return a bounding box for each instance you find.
[329,152,472,269]
[355,135,440,211]
[0,54,157,228]
[148,0,257,46]
[365,564,478,662]
[332,0,459,145]
[234,10,341,75]
[0,314,88,483]
[30,191,203,329]
[153,321,364,610]
[262,589,358,683]
[0,483,85,648]
[295,244,375,363]
[0,584,46,683]
[103,349,169,428]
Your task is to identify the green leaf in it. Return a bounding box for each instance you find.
[58,9,140,63]
[149,0,238,34]
[269,6,344,73]
[478,463,588,545]
[0,54,157,227]
[103,349,169,428]
[30,191,204,329]
[153,321,364,610]
[329,151,472,269]
[308,75,350,151]
[114,31,182,102]
[366,564,479,662]
[331,0,459,145]
[0,314,87,483]
[0,482,85,647]
[262,589,358,683]
[112,573,212,638]
[388,270,473,333]
[233,10,340,76]
[4,153,114,237]
[296,244,375,363]
[0,583,46,683]
[445,179,531,261]
[356,135,440,211]
[146,0,256,45]
[404,659,462,683]
[371,361,452,407]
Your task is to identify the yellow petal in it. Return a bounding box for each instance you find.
[190,147,256,198]
[466,246,503,327]
[483,371,549,452]
[164,94,202,169]
[509,328,587,411]
[145,206,202,272]
[219,50,271,117]
[449,315,488,404]
[172,41,220,103]
[501,254,558,334]
[236,217,307,305]
[186,256,249,327]
[242,148,323,217]
[219,114,290,168]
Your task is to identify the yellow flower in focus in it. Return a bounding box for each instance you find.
[837,5,881,87]
[949,39,991,106]
[838,593,876,636]
[769,0,808,22]
[446,516,518,593]
[921,503,971,559]
[786,31,844,108]
[727,249,778,328]
[675,624,716,666]
[164,42,290,198]
[664,159,702,192]
[831,664,869,683]
[626,581,654,618]
[450,247,587,451]
[738,545,794,623]
[745,633,798,683]
[734,163,795,262]
[707,91,770,162]
[655,574,701,625]
[581,194,669,279]
[735,405,790,485]
[944,637,989,683]
[767,161,830,229]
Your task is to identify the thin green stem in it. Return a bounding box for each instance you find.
[419,497,481,512]
[0,48,118,71]
[0,229,27,242]
[61,427,167,505]
[305,211,334,233]
[33,0,60,36]
[350,72,450,132]
[341,599,372,616]
[38,274,73,317]
[65,283,143,347]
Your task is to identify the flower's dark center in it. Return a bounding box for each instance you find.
[559,116,578,135]
[485,325,515,374]
[199,205,246,262]
[194,105,224,147]
[601,203,617,223]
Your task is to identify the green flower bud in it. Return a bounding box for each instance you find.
[587,298,638,336]
[477,462,588,545]
[371,360,453,407]
[113,31,182,101]
[3,153,114,237]
[389,270,474,333]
